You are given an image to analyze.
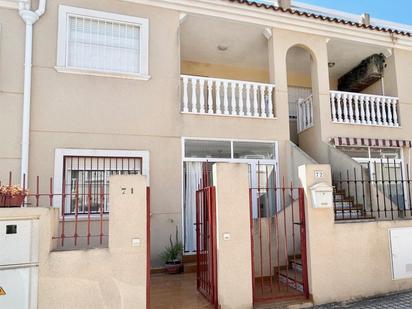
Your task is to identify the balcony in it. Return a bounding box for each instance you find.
[181,75,275,118]
[330,91,400,127]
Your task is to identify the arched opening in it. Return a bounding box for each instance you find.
[286,45,316,145]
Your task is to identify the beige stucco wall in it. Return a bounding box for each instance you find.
[0,7,25,181]
[181,60,270,83]
[0,1,297,267]
[2,175,150,309]
[213,163,253,309]
[299,164,412,305]
[2,0,412,270]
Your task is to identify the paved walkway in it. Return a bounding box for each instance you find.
[314,291,412,308]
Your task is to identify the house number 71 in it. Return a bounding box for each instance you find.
[121,187,134,195]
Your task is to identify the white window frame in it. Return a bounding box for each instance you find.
[56,5,150,80]
[53,148,150,210]
[181,137,279,254]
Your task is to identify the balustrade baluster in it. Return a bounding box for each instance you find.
[370,96,376,125]
[381,97,387,126]
[386,98,393,126]
[268,86,274,117]
[252,85,259,117]
[354,95,360,124]
[223,81,229,115]
[392,99,399,127]
[359,95,366,124]
[207,79,214,114]
[336,93,343,122]
[182,76,189,113]
[260,85,266,117]
[376,97,382,125]
[342,94,349,123]
[191,78,197,113]
[230,81,236,115]
[238,83,246,116]
[365,96,371,124]
[199,79,205,114]
[331,92,337,122]
[215,80,222,114]
[348,94,354,123]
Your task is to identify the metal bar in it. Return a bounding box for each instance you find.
[360,169,367,217]
[99,184,104,245]
[61,177,66,247]
[49,177,53,207]
[376,161,383,219]
[347,170,352,220]
[266,166,273,293]
[299,188,309,299]
[74,180,79,247]
[257,163,264,294]
[282,177,289,292]
[196,190,201,290]
[249,188,256,302]
[36,176,40,207]
[386,158,394,220]
[146,187,151,309]
[87,182,92,246]
[393,158,401,217]
[407,165,412,217]
[290,182,297,291]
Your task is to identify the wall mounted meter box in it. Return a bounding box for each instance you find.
[310,182,333,209]
[0,219,40,309]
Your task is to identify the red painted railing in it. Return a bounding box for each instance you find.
[249,177,309,304]
[196,185,218,308]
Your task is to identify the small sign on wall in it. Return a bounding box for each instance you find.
[314,170,325,178]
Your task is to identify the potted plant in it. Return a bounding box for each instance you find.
[161,226,183,274]
[0,185,27,208]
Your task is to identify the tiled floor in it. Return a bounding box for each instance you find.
[313,290,412,308]
[150,272,213,309]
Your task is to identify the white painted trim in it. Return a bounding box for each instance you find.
[0,0,18,9]
[53,148,150,208]
[57,5,149,76]
[54,66,151,81]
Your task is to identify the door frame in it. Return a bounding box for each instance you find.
[181,137,279,255]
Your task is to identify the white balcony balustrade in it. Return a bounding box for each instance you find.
[297,95,313,133]
[181,75,275,118]
[330,91,399,127]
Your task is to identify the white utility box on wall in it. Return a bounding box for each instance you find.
[0,219,40,309]
[389,227,412,280]
[310,182,333,209]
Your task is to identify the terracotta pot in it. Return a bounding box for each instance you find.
[165,261,183,274]
[0,194,25,208]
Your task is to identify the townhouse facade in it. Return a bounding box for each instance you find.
[2,0,412,308]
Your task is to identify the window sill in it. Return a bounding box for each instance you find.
[55,66,151,81]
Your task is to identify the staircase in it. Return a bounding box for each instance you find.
[278,256,304,293]
[333,187,374,220]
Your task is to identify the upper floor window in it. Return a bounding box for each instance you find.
[57,5,149,78]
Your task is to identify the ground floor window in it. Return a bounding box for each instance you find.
[63,156,142,214]
[337,145,406,208]
[182,138,278,253]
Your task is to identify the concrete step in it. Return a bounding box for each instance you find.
[290,259,303,272]
[278,269,304,293]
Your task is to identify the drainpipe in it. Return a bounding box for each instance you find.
[18,0,46,186]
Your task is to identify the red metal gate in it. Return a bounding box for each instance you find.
[196,186,218,308]
[249,180,309,304]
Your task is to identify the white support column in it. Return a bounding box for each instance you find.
[238,82,244,116]
[216,80,222,115]
[252,85,259,117]
[245,84,251,116]
[330,93,337,122]
[336,93,343,122]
